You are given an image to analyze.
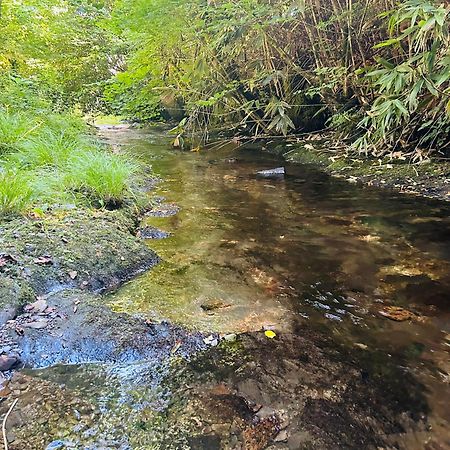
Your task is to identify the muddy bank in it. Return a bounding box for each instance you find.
[257,137,450,202]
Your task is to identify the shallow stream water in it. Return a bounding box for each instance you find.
[107,126,449,448]
[9,126,450,449]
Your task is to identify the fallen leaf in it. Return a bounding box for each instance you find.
[264,330,276,339]
[171,340,182,354]
[379,306,416,322]
[69,270,78,280]
[34,255,53,265]
[0,254,18,267]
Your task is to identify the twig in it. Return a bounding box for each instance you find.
[2,399,18,450]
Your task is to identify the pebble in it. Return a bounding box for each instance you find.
[255,406,276,420]
[45,441,65,450]
[274,429,288,442]
[223,333,237,342]
[203,335,218,346]
[0,355,18,371]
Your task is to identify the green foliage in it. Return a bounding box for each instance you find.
[66,149,138,207]
[106,0,449,159]
[2,0,448,160]
[355,0,450,157]
[0,170,33,215]
[1,0,120,111]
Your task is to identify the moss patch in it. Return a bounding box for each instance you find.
[282,140,450,201]
[0,207,159,325]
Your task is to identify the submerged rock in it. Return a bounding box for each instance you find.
[256,167,285,178]
[138,226,171,239]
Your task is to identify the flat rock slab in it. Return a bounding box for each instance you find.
[0,289,205,368]
[145,203,180,217]
[138,226,171,239]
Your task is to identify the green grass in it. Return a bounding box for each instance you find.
[0,111,39,155]
[0,170,33,215]
[12,130,83,169]
[66,149,139,208]
[0,106,143,215]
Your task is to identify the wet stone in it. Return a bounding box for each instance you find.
[45,441,66,450]
[137,226,171,239]
[145,203,180,217]
[256,167,285,178]
[0,354,18,371]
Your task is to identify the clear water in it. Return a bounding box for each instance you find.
[104,126,450,447]
[9,126,449,449]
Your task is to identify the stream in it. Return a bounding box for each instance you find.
[8,126,450,449]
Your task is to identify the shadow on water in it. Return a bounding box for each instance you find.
[6,126,450,449]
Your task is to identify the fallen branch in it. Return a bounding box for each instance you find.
[2,398,18,450]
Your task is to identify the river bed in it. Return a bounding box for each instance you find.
[7,126,450,449]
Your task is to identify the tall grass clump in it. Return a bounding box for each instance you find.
[0,170,33,215]
[0,111,38,155]
[12,130,84,169]
[66,149,139,208]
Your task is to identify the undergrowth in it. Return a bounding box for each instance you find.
[0,78,143,215]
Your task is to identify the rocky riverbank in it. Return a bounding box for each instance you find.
[0,203,207,448]
[1,126,448,449]
[255,135,450,202]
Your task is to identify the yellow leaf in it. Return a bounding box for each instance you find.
[264,330,276,339]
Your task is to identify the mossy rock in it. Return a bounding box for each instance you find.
[0,208,159,296]
[0,276,34,325]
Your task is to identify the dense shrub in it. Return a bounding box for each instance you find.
[109,0,450,157]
